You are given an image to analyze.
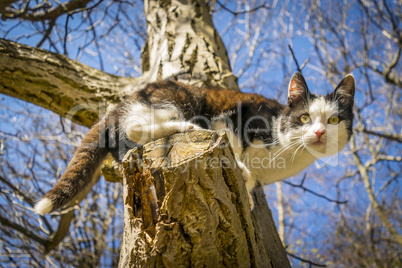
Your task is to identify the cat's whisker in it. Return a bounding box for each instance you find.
[273,140,300,155]
[265,145,296,165]
[290,143,306,164]
[269,140,302,164]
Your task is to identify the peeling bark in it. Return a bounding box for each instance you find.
[102,155,124,183]
[119,131,290,267]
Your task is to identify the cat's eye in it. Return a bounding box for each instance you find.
[300,114,311,124]
[328,115,340,124]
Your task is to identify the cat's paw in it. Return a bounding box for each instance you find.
[247,192,255,210]
[236,160,256,210]
[178,122,202,133]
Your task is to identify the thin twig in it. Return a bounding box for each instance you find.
[300,58,310,71]
[355,126,402,143]
[216,0,270,15]
[284,173,348,204]
[288,44,301,73]
[36,19,56,48]
[286,251,327,267]
[0,213,48,245]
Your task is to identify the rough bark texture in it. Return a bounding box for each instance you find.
[143,0,239,89]
[119,131,290,267]
[102,155,124,183]
[0,39,149,127]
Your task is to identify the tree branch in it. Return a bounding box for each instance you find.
[355,126,402,143]
[350,139,402,246]
[0,213,48,245]
[286,251,327,267]
[216,1,270,15]
[283,174,348,205]
[0,0,93,21]
[0,175,35,207]
[0,39,149,127]
[288,45,302,73]
[288,44,309,73]
[0,0,19,13]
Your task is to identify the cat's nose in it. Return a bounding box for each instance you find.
[315,129,326,139]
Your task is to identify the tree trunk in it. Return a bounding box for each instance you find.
[119,131,290,267]
[117,1,290,265]
[142,0,238,89]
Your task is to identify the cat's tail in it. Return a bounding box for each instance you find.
[34,121,111,215]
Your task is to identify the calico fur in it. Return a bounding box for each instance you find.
[35,72,355,214]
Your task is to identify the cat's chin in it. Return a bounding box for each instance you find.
[307,140,327,152]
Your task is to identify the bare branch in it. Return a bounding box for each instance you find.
[286,251,327,267]
[355,126,402,143]
[216,1,270,15]
[0,39,149,127]
[276,182,285,244]
[288,45,302,73]
[0,0,93,21]
[0,0,19,12]
[0,214,47,245]
[350,139,402,246]
[0,175,35,207]
[283,174,348,205]
[377,155,402,162]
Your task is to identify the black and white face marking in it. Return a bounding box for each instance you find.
[277,73,355,159]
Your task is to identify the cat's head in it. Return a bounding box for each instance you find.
[278,72,355,158]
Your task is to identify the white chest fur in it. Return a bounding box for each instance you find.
[211,117,319,186]
[241,140,317,184]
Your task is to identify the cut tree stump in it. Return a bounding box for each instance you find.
[119,130,290,268]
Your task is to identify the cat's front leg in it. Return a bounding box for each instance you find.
[236,160,256,210]
[212,122,256,210]
[126,121,201,145]
[149,121,202,139]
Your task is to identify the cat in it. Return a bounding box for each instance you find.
[34,72,355,214]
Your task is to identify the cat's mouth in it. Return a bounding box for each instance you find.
[310,140,325,146]
[303,138,326,146]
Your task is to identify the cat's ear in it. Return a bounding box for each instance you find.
[334,74,355,106]
[288,72,310,105]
